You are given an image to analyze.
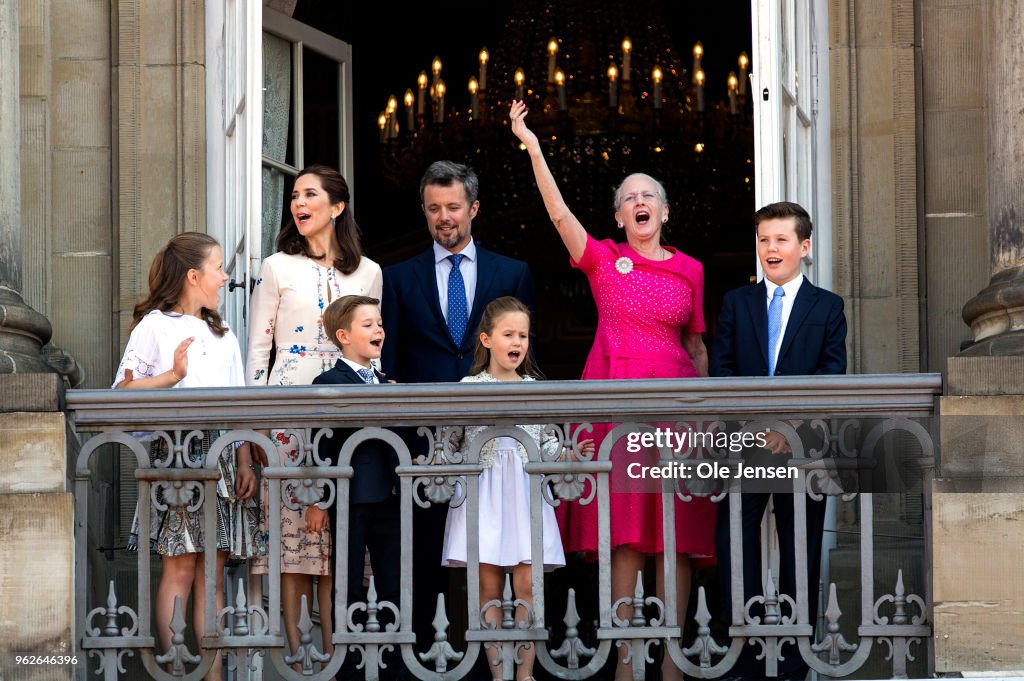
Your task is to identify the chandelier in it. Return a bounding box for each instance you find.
[374,0,755,378]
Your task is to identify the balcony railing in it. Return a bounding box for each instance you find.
[68,374,941,680]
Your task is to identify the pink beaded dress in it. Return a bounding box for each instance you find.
[556,235,716,560]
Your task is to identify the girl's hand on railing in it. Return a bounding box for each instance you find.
[578,438,596,454]
[234,443,258,500]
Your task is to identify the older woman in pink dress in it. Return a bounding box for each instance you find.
[511,100,714,681]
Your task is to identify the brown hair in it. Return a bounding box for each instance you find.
[468,296,541,378]
[276,164,364,275]
[753,201,813,241]
[130,232,228,337]
[323,295,380,349]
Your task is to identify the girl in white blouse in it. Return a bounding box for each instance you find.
[114,232,259,681]
[245,164,382,662]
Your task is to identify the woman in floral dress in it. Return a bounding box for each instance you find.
[246,164,382,660]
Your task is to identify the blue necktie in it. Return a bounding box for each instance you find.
[446,254,468,346]
[767,286,785,376]
[357,367,375,384]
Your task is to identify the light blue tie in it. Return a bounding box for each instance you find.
[446,254,468,346]
[767,286,785,376]
[357,367,375,384]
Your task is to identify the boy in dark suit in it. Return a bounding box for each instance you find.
[311,294,403,679]
[710,201,847,680]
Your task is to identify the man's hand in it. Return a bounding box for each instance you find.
[763,429,792,455]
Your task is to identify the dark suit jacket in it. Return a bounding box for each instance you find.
[710,278,847,377]
[381,243,535,383]
[312,360,399,505]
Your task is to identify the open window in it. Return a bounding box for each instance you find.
[751,0,831,287]
[206,3,353,351]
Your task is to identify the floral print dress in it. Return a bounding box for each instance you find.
[245,251,383,575]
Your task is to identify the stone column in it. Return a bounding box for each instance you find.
[960,0,1024,355]
[0,0,55,374]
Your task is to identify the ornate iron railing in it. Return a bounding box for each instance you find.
[68,374,941,680]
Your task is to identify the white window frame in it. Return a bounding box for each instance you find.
[206,4,354,355]
[751,0,832,289]
[206,0,261,345]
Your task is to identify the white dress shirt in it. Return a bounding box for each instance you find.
[764,274,804,370]
[433,238,478,323]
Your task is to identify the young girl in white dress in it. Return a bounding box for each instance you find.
[441,296,594,681]
[114,232,260,681]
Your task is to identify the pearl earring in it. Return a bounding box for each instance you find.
[617,222,624,229]
[662,216,668,224]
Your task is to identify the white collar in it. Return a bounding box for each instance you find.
[764,273,804,300]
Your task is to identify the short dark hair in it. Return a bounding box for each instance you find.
[753,201,813,241]
[323,295,380,349]
[419,160,480,205]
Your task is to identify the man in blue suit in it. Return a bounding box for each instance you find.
[710,201,847,680]
[381,160,535,657]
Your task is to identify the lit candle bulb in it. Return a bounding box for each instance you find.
[547,39,558,83]
[622,37,632,82]
[515,68,525,100]
[431,56,442,91]
[479,47,489,90]
[469,77,479,119]
[693,42,703,84]
[555,69,566,111]
[404,89,415,131]
[417,71,427,116]
[386,95,398,138]
[695,68,705,112]
[436,79,445,123]
[652,65,663,109]
[738,52,749,97]
[378,112,386,142]
[608,63,618,108]
[728,71,738,115]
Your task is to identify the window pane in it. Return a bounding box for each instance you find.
[262,32,292,260]
[302,46,341,169]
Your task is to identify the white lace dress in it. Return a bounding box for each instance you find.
[441,372,566,570]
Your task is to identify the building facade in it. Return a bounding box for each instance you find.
[1,0,1022,676]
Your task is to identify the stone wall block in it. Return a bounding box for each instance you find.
[0,492,74,680]
[20,99,49,315]
[854,0,894,46]
[857,133,897,296]
[53,149,113,253]
[922,3,984,109]
[0,412,66,493]
[18,0,48,96]
[52,60,110,149]
[927,217,991,367]
[933,489,1024,672]
[52,0,109,60]
[52,255,112,388]
[854,296,901,373]
[138,0,177,65]
[923,109,986,216]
